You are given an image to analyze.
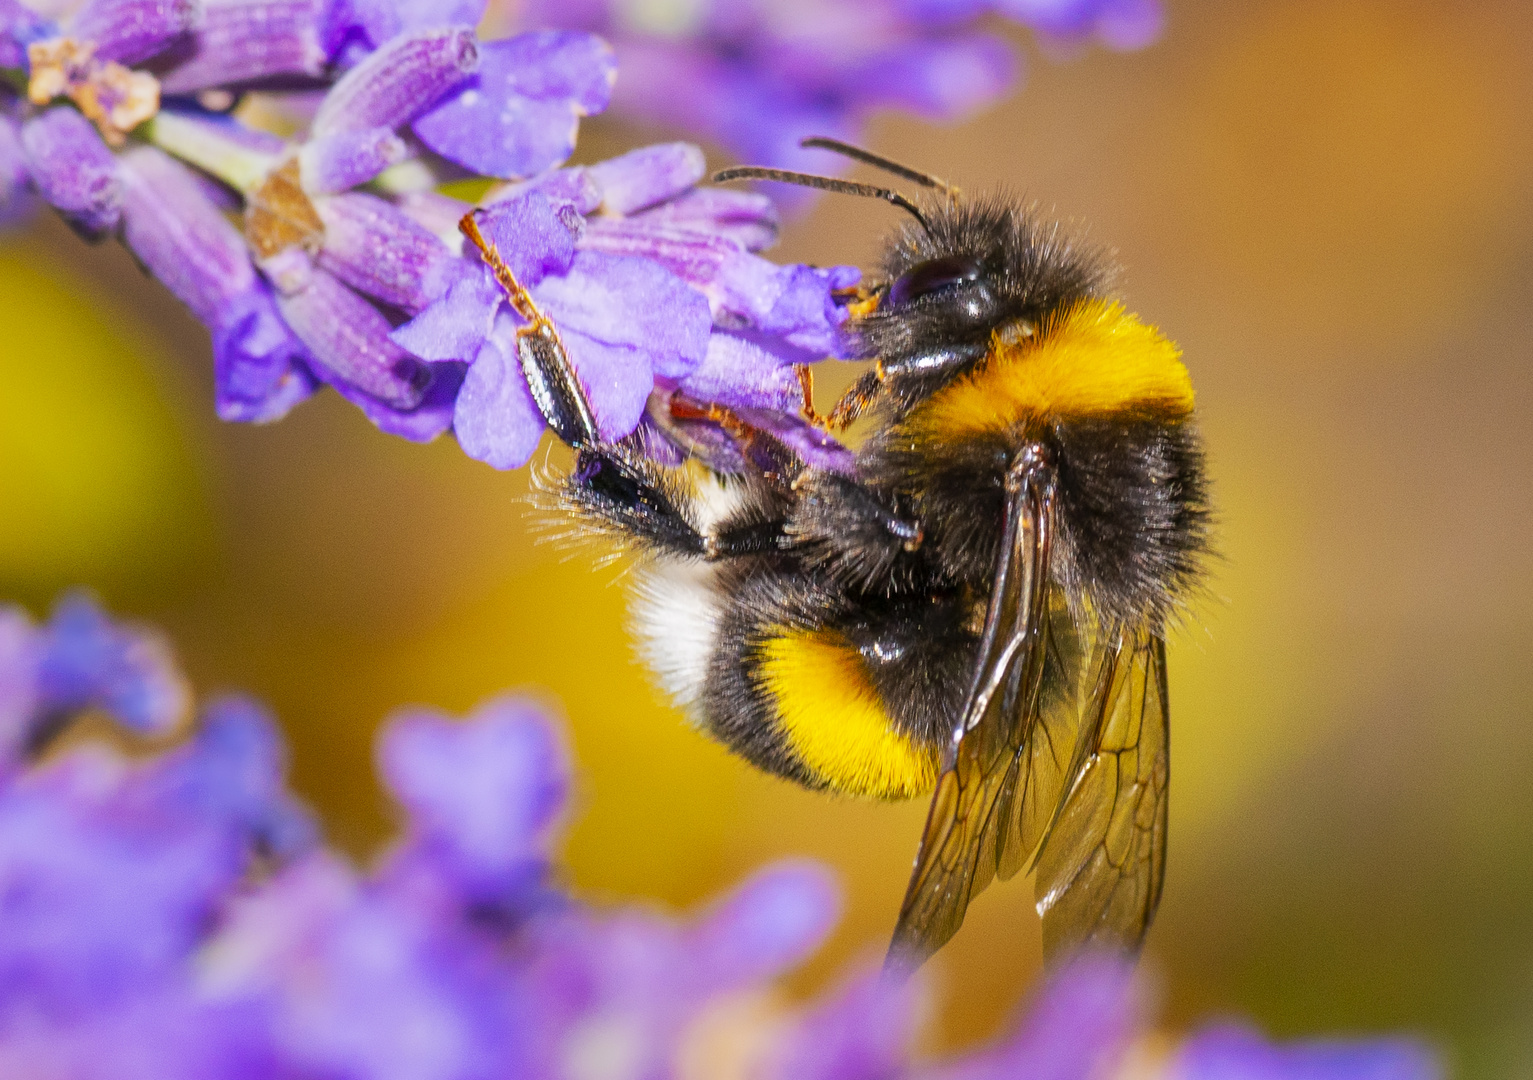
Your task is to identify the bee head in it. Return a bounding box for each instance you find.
[853,196,1115,411]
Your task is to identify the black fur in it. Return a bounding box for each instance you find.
[859,407,1211,625]
[556,447,706,558]
[1051,414,1210,625]
[784,470,924,593]
[702,563,835,786]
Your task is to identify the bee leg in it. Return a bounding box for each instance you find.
[560,446,708,558]
[561,445,792,560]
[460,212,600,449]
[795,364,884,432]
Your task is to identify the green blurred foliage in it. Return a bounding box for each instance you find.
[4,0,1533,1075]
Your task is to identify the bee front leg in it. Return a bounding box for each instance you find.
[461,212,599,449]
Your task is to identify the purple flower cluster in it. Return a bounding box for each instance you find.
[394,142,857,468]
[0,593,1443,1080]
[515,0,1161,188]
[1,0,863,461]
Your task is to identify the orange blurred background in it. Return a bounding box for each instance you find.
[4,0,1533,1074]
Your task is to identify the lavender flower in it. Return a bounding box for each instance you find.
[0,594,1442,1080]
[515,0,1159,191]
[396,141,859,470]
[112,20,622,440]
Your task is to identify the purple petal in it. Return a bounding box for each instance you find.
[630,186,780,252]
[412,30,614,179]
[329,358,463,442]
[480,29,613,114]
[35,591,190,737]
[734,408,856,475]
[212,283,319,423]
[534,250,711,379]
[578,218,736,289]
[391,266,500,362]
[21,107,120,236]
[992,0,1105,36]
[207,852,510,1079]
[850,32,1018,120]
[118,145,254,327]
[70,0,200,66]
[298,125,408,194]
[347,0,483,48]
[274,266,431,408]
[0,115,35,226]
[485,164,601,215]
[1175,1023,1441,1080]
[163,695,318,861]
[587,142,705,216]
[416,91,583,181]
[775,967,921,1080]
[689,861,839,987]
[679,331,801,412]
[559,325,654,441]
[0,0,55,68]
[1094,0,1163,50]
[642,399,749,474]
[316,191,460,313]
[154,0,327,93]
[453,315,545,468]
[476,189,579,286]
[897,0,992,22]
[0,752,247,1014]
[961,952,1140,1080]
[379,695,569,892]
[0,608,39,769]
[755,263,855,358]
[311,25,478,138]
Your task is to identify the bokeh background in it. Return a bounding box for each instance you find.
[4,0,1532,1074]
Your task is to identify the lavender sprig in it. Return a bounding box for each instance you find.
[0,593,1443,1080]
[2,0,865,463]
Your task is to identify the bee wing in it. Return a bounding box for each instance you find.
[886,454,1170,971]
[1032,629,1169,958]
[886,455,1069,970]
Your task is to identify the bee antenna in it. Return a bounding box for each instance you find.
[798,136,958,199]
[711,166,930,232]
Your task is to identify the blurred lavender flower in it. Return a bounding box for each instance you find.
[1173,1024,1440,1080]
[0,594,1443,1080]
[0,590,188,763]
[516,0,1158,192]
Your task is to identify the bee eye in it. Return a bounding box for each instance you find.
[887,255,985,308]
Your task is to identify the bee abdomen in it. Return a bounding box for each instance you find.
[752,626,939,800]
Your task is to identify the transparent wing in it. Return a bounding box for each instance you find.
[1033,631,1168,957]
[887,451,1080,970]
[885,449,1170,972]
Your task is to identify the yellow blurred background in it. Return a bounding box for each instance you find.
[4,0,1533,1074]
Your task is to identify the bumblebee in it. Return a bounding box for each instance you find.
[460,138,1210,971]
